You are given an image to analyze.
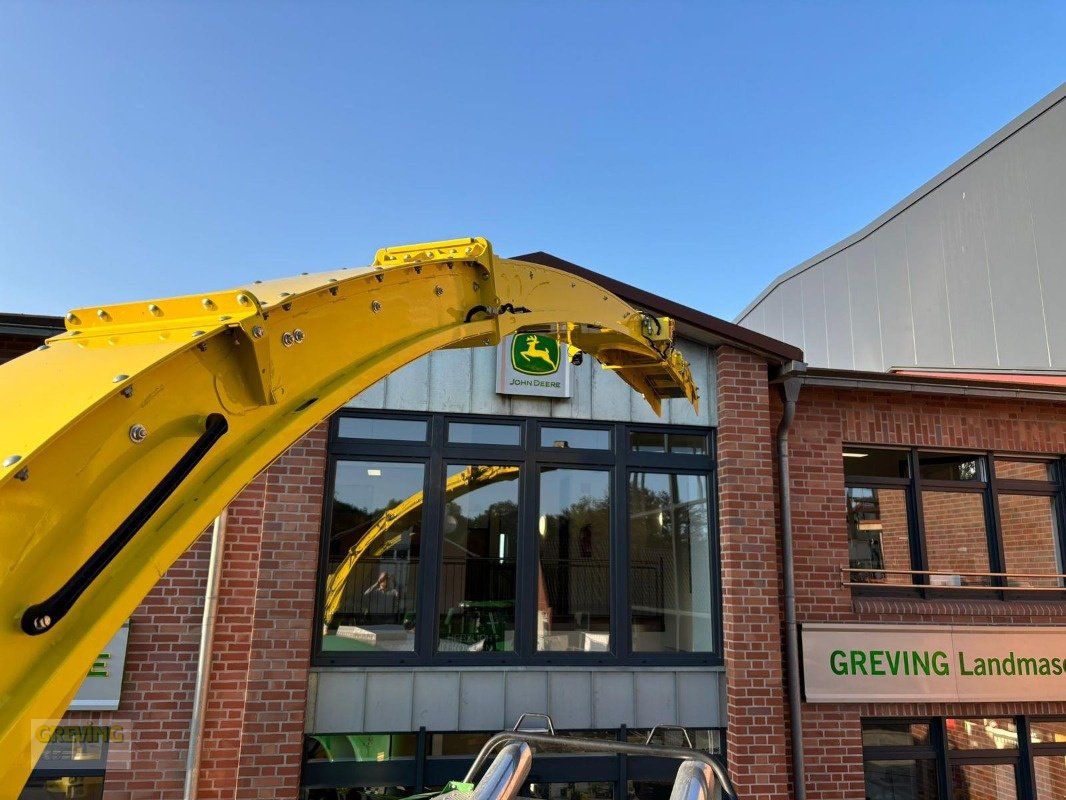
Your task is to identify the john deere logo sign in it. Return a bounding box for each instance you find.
[497,333,572,399]
[512,334,560,376]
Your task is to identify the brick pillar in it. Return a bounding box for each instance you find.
[197,424,327,799]
[716,347,791,800]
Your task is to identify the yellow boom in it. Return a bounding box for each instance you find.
[0,237,697,791]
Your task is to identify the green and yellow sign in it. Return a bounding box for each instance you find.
[511,333,560,376]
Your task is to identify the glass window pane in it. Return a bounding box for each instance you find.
[843,447,911,479]
[304,733,418,762]
[527,783,614,800]
[438,464,520,653]
[18,777,106,800]
[322,461,424,653]
[863,759,939,800]
[427,731,494,756]
[338,416,427,441]
[1031,719,1066,744]
[630,432,709,455]
[946,718,1018,749]
[448,422,521,446]
[537,469,611,652]
[921,492,991,587]
[861,721,931,747]
[627,728,723,753]
[949,763,1016,800]
[541,426,610,450]
[631,432,667,453]
[918,452,987,481]
[629,472,714,652]
[995,458,1055,482]
[1034,755,1066,800]
[1000,494,1063,588]
[847,487,913,585]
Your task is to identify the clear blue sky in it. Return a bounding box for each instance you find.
[2,2,1064,321]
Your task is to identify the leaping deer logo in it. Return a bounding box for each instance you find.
[519,335,557,370]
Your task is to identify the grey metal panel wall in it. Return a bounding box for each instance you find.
[307,668,726,734]
[737,87,1066,371]
[346,337,717,427]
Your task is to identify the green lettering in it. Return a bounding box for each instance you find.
[870,651,885,676]
[1053,658,1063,676]
[886,650,901,676]
[1017,657,1037,676]
[958,652,974,676]
[1039,658,1052,676]
[851,650,868,676]
[932,651,950,676]
[830,650,848,675]
[913,650,930,676]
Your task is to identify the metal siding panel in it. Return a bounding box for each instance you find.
[706,351,718,427]
[904,195,955,367]
[504,671,550,727]
[346,376,386,410]
[458,672,506,730]
[555,356,594,420]
[669,339,711,428]
[981,135,1052,368]
[846,241,884,371]
[508,395,554,419]
[676,672,720,727]
[799,269,828,368]
[470,345,513,416]
[780,281,805,355]
[312,671,367,734]
[428,349,474,413]
[759,290,785,343]
[412,672,461,731]
[547,672,594,729]
[821,254,855,369]
[364,671,415,731]
[872,222,917,370]
[1018,101,1066,367]
[592,672,635,727]
[383,354,432,411]
[939,165,999,366]
[589,357,633,422]
[634,672,678,727]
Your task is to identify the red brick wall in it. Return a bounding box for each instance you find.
[715,347,791,800]
[51,424,327,799]
[788,386,1066,799]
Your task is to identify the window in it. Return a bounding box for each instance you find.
[318,413,718,665]
[860,717,1066,800]
[843,448,1065,594]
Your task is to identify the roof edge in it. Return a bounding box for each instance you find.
[513,250,804,364]
[736,81,1066,322]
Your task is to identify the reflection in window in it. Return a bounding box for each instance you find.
[918,452,987,482]
[338,416,427,441]
[540,426,610,450]
[305,733,417,762]
[438,464,519,652]
[946,718,1018,750]
[862,722,931,747]
[921,492,991,586]
[1031,719,1066,744]
[322,461,424,652]
[628,472,713,652]
[847,488,912,585]
[449,422,521,447]
[537,469,611,652]
[630,432,708,455]
[995,459,1054,481]
[527,782,614,800]
[844,447,911,479]
[1000,495,1063,588]
[1034,755,1066,799]
[949,763,1016,800]
[863,759,940,800]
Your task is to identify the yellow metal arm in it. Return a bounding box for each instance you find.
[0,237,697,791]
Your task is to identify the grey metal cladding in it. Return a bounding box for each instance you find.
[737,84,1066,370]
[347,337,717,426]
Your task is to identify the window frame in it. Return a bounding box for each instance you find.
[314,410,720,667]
[844,447,1066,599]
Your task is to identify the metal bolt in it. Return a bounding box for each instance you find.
[14,467,28,482]
[197,342,208,352]
[66,313,79,324]
[219,315,231,322]
[371,300,382,313]
[281,332,295,347]
[329,286,339,296]
[112,374,130,383]
[97,309,110,320]
[434,286,444,297]
[280,291,292,297]
[201,298,215,309]
[253,280,263,284]
[33,616,51,632]
[473,282,480,292]
[121,386,133,398]
[251,325,265,339]
[375,273,384,283]
[149,304,163,316]
[3,455,22,468]
[282,303,292,312]
[293,329,305,343]
[129,424,148,443]
[36,344,49,351]
[414,266,422,274]
[301,271,308,276]
[236,294,251,306]
[192,330,205,337]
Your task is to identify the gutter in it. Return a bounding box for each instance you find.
[774,361,807,800]
[183,511,228,800]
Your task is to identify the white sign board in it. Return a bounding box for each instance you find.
[496,332,571,399]
[802,623,1066,703]
[69,622,130,711]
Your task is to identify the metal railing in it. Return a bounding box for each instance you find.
[842,567,1066,592]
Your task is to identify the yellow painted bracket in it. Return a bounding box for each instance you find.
[0,236,698,793]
